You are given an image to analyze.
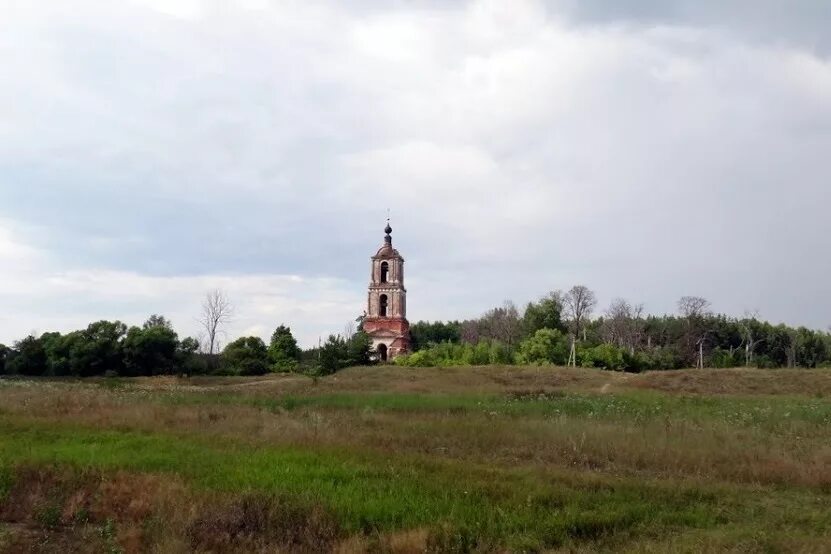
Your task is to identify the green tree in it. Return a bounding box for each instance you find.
[409,321,461,351]
[347,331,373,367]
[6,335,47,375]
[222,336,269,376]
[523,292,566,336]
[41,331,76,376]
[67,320,127,376]
[0,343,8,374]
[319,335,349,375]
[268,325,300,371]
[515,329,569,365]
[122,319,180,376]
[177,336,205,374]
[143,314,173,330]
[488,341,513,364]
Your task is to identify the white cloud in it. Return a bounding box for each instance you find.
[0,222,360,346]
[0,0,830,341]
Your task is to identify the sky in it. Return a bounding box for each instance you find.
[1,0,830,347]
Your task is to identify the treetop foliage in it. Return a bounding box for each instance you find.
[397,288,831,372]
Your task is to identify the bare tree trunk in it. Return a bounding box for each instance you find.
[568,336,577,367]
[199,289,234,355]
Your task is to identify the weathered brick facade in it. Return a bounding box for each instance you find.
[363,222,410,361]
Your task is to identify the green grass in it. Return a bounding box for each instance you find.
[157,389,831,431]
[3,417,824,550]
[3,369,831,551]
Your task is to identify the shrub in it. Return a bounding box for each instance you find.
[579,343,626,371]
[222,337,270,376]
[710,347,743,368]
[515,329,569,365]
[395,339,513,367]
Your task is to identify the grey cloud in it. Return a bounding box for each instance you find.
[553,0,831,53]
[1,0,830,345]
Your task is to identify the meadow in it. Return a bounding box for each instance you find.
[1,366,830,553]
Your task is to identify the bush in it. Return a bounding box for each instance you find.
[579,343,626,371]
[640,346,685,370]
[222,337,270,376]
[395,340,514,367]
[710,347,743,368]
[395,350,431,367]
[317,333,375,374]
[515,329,569,365]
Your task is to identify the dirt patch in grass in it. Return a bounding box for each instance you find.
[0,522,111,554]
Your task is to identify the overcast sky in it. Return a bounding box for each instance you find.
[1,0,830,347]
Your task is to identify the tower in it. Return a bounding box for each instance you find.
[363,220,410,361]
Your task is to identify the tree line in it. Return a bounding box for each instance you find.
[0,286,380,377]
[0,316,375,378]
[2,286,828,377]
[400,287,831,371]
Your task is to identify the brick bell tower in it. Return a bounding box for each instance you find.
[363,220,410,361]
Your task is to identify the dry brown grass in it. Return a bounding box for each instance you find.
[316,365,622,394]
[625,367,831,396]
[0,466,348,554]
[0,467,507,553]
[1,366,831,488]
[115,365,624,396]
[112,364,831,397]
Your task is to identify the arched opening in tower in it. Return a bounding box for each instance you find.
[380,261,389,283]
[377,343,388,362]
[379,294,388,317]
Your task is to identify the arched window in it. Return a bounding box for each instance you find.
[380,261,389,283]
[379,294,388,317]
[377,343,388,362]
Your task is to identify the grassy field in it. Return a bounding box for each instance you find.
[1,366,830,552]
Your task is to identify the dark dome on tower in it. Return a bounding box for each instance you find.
[374,220,400,258]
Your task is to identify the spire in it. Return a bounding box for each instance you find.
[384,215,392,244]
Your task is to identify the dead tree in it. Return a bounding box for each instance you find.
[602,299,645,354]
[678,296,711,368]
[786,329,800,368]
[564,285,597,366]
[601,298,631,347]
[487,301,523,348]
[740,311,764,367]
[199,289,234,355]
[678,296,710,319]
